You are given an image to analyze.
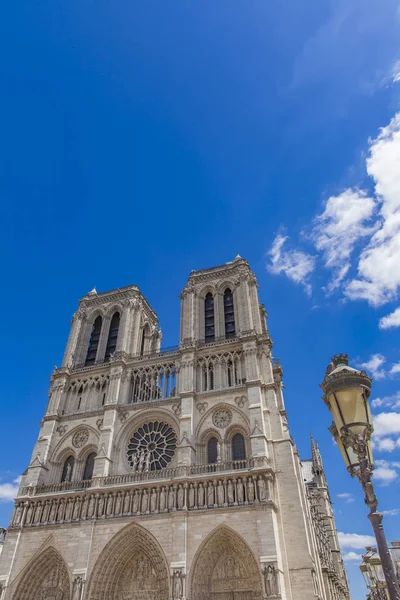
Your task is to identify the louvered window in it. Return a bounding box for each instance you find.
[205,293,215,342]
[224,288,235,338]
[85,316,102,365]
[105,312,120,359]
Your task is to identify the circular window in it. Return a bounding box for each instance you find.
[127,421,177,472]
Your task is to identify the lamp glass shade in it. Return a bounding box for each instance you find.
[361,567,371,587]
[330,422,362,471]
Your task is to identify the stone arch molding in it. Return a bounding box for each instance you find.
[195,403,250,439]
[11,545,71,600]
[87,522,170,600]
[190,525,263,600]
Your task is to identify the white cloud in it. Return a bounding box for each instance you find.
[373,466,398,484]
[379,307,400,329]
[338,532,376,549]
[358,354,386,380]
[392,60,400,83]
[374,437,397,452]
[390,362,400,375]
[266,234,316,296]
[372,392,400,409]
[0,476,21,503]
[343,551,363,562]
[337,492,355,503]
[345,113,400,306]
[381,508,400,516]
[310,189,377,292]
[373,412,400,437]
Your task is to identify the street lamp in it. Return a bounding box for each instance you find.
[321,354,400,600]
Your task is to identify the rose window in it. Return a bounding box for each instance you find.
[127,421,177,472]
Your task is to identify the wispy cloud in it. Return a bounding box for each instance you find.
[380,307,400,329]
[338,532,375,549]
[358,354,386,380]
[381,508,400,516]
[373,459,400,484]
[0,476,21,503]
[266,234,316,296]
[337,492,355,504]
[343,551,363,562]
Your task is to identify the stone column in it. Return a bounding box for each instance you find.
[96,315,111,363]
[61,308,87,368]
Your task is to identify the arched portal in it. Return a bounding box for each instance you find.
[12,546,70,600]
[87,523,169,600]
[190,526,263,600]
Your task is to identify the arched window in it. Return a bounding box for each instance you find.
[140,325,148,356]
[224,288,235,338]
[85,316,102,365]
[207,437,218,464]
[232,433,246,462]
[83,452,96,481]
[105,312,120,360]
[204,293,215,342]
[61,456,74,482]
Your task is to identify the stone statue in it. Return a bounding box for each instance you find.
[173,570,184,599]
[198,483,204,506]
[73,497,81,520]
[236,478,244,503]
[106,493,114,516]
[42,500,51,523]
[65,498,73,521]
[207,482,214,506]
[123,491,131,514]
[65,461,73,482]
[142,489,149,512]
[131,453,138,473]
[188,484,195,508]
[217,441,222,463]
[14,504,23,526]
[177,484,184,509]
[97,495,104,517]
[168,486,175,510]
[257,475,267,501]
[264,564,278,596]
[138,449,145,473]
[150,488,157,512]
[217,480,224,505]
[49,501,57,522]
[25,503,33,524]
[145,450,151,473]
[227,480,234,504]
[132,491,139,513]
[159,487,166,511]
[115,492,122,515]
[72,575,84,600]
[247,477,255,502]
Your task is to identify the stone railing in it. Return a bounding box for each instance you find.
[19,457,270,497]
[11,472,273,530]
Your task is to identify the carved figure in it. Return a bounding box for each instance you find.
[247,477,255,502]
[264,564,278,596]
[236,478,244,503]
[106,493,114,516]
[177,484,184,509]
[73,498,81,520]
[72,575,84,600]
[49,501,57,522]
[227,480,234,504]
[138,449,145,473]
[65,461,73,482]
[257,475,267,501]
[115,493,122,515]
[159,487,166,511]
[217,441,222,463]
[123,491,131,514]
[207,482,214,506]
[188,484,195,508]
[173,570,184,599]
[97,495,104,517]
[150,488,157,512]
[132,491,139,513]
[168,486,175,510]
[217,480,224,505]
[198,483,204,506]
[142,489,149,512]
[14,504,23,526]
[145,450,151,473]
[131,453,138,473]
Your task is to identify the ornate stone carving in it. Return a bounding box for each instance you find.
[96,418,103,430]
[213,408,232,428]
[263,564,279,597]
[127,421,177,472]
[72,429,89,448]
[235,395,247,408]
[172,569,185,599]
[72,575,85,600]
[56,425,68,436]
[172,402,181,416]
[196,402,208,414]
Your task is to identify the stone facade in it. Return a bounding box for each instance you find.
[0,256,350,599]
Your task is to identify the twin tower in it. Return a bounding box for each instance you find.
[0,256,350,600]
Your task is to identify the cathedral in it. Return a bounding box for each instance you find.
[0,256,350,600]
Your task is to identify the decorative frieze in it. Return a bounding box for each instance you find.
[12,473,272,530]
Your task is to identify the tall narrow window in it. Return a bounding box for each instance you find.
[207,437,218,464]
[85,316,102,365]
[204,293,215,342]
[83,453,96,481]
[61,456,75,482]
[224,288,235,338]
[105,312,120,360]
[232,433,246,461]
[140,326,147,356]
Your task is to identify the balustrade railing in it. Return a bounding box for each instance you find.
[19,457,270,497]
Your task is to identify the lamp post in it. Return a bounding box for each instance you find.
[321,354,400,600]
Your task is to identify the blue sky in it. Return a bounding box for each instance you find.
[1,1,400,597]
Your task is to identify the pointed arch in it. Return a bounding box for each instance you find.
[87,522,170,599]
[12,546,70,600]
[190,525,263,600]
[85,315,103,365]
[105,311,120,359]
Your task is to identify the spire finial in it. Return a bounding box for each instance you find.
[88,287,97,296]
